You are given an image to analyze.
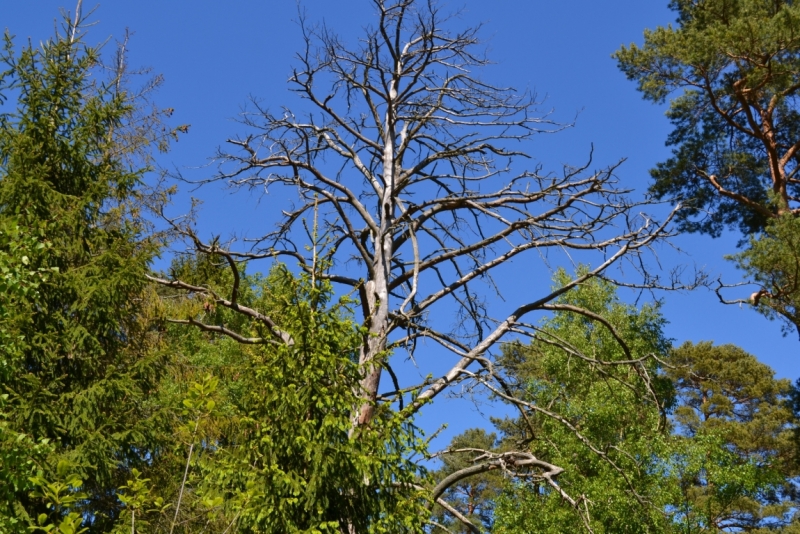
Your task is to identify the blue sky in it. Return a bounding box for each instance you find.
[4,1,797,445]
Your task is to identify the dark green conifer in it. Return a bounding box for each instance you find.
[0,16,171,531]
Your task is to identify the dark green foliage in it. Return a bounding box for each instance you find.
[0,22,170,530]
[649,104,773,237]
[615,0,800,236]
[733,213,800,336]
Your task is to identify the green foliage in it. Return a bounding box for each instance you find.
[733,213,800,335]
[0,223,58,380]
[5,6,797,534]
[0,394,54,534]
[119,254,272,532]
[668,433,784,533]
[116,468,169,533]
[28,461,89,534]
[616,0,800,342]
[0,18,171,530]
[493,271,675,533]
[665,342,798,531]
[195,266,429,533]
[615,0,800,236]
[138,262,430,533]
[0,223,58,530]
[478,277,799,533]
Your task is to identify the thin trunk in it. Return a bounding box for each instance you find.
[170,418,199,534]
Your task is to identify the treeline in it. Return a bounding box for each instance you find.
[1,1,799,533]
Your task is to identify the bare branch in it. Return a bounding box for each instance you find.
[155,3,689,530]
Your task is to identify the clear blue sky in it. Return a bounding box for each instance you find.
[4,1,797,445]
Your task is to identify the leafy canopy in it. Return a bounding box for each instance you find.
[493,271,675,533]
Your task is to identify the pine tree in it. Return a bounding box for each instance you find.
[615,0,800,335]
[665,342,798,531]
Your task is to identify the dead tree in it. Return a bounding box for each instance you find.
[152,1,686,530]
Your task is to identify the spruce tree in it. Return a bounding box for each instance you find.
[0,18,170,530]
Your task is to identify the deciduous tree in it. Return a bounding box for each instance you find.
[491,273,675,534]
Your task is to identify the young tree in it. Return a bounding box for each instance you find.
[153,0,683,529]
[0,12,176,530]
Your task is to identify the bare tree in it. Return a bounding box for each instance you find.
[151,0,686,530]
